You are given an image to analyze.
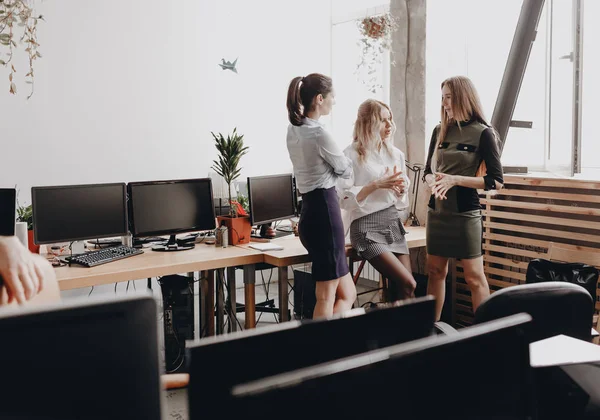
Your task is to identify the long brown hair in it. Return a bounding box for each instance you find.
[286,73,333,126]
[438,76,497,177]
[352,99,394,163]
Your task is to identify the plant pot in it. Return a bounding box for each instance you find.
[27,229,40,254]
[216,215,251,245]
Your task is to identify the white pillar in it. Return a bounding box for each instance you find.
[390,0,428,226]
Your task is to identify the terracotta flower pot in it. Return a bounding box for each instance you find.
[27,229,40,254]
[216,215,251,245]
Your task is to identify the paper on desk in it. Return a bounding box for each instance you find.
[249,243,284,251]
[530,334,600,368]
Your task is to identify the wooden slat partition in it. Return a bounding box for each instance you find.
[454,175,600,326]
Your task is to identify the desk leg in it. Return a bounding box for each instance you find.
[278,266,289,322]
[243,265,256,329]
[203,270,215,336]
[147,278,152,290]
[216,269,225,335]
[449,259,457,326]
[227,266,237,332]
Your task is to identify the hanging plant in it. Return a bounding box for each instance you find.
[355,12,399,94]
[0,0,44,99]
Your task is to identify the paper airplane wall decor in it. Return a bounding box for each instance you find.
[219,58,238,74]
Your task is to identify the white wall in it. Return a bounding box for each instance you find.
[0,0,332,203]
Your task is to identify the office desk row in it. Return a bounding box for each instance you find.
[52,226,427,336]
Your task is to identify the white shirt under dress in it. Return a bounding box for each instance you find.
[286,117,352,194]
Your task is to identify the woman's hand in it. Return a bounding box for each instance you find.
[0,236,47,304]
[373,166,405,197]
[425,173,436,189]
[431,173,457,200]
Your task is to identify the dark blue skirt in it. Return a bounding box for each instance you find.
[298,187,349,282]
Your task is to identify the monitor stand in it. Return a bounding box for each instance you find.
[257,223,292,239]
[259,224,276,239]
[151,234,195,252]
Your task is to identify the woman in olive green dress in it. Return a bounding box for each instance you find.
[423,76,504,321]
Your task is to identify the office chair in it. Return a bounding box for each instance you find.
[436,282,594,343]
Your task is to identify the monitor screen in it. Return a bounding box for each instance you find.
[247,174,296,225]
[231,313,534,419]
[0,188,16,236]
[128,178,216,237]
[0,295,164,420]
[32,183,128,244]
[187,296,435,419]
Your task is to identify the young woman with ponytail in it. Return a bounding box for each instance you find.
[286,73,356,319]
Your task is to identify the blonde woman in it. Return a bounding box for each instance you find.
[339,99,416,301]
[423,76,504,320]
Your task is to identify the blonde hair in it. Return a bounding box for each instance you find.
[352,99,394,163]
[438,76,497,177]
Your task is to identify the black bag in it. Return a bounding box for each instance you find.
[526,258,599,302]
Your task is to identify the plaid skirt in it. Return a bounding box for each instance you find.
[350,206,408,260]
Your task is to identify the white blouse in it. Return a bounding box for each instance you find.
[338,142,410,230]
[287,117,352,194]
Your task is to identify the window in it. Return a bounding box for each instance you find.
[330,2,391,149]
[428,0,591,176]
[580,0,599,177]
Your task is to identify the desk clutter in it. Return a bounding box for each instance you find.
[1,174,299,268]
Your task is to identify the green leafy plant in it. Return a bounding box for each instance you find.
[236,192,249,213]
[210,127,249,217]
[356,12,398,94]
[16,203,32,230]
[0,0,44,99]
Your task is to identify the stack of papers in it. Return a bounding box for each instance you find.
[530,334,600,368]
[248,243,284,251]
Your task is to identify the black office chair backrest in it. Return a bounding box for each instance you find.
[474,281,594,343]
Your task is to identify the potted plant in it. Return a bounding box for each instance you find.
[355,12,399,94]
[16,202,39,253]
[0,1,44,99]
[211,127,251,245]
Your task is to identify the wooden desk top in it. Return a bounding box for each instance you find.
[253,226,427,267]
[52,227,426,290]
[53,244,264,290]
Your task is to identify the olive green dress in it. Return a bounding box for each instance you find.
[424,119,503,259]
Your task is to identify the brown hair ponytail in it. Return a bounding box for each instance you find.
[286,73,333,127]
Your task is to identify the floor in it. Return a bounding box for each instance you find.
[162,273,382,419]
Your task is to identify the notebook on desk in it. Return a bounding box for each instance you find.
[249,243,284,251]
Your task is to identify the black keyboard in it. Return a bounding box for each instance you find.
[66,245,144,267]
[272,230,293,239]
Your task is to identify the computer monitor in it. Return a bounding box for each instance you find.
[0,188,16,236]
[247,174,296,237]
[187,296,435,419]
[32,183,128,245]
[127,178,216,252]
[0,295,164,420]
[231,313,534,420]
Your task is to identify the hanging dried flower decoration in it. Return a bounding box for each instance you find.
[0,0,44,99]
[355,12,399,94]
